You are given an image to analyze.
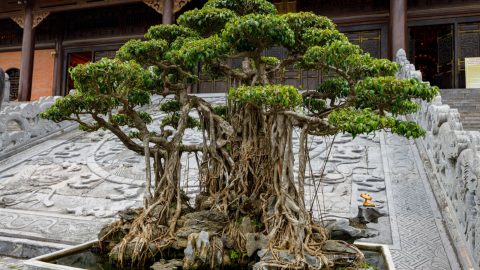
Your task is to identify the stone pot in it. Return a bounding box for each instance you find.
[24,240,396,270]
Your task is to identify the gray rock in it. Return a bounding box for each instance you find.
[240,216,254,234]
[151,259,183,270]
[322,240,358,254]
[196,231,210,262]
[176,210,228,238]
[325,218,379,242]
[353,206,387,224]
[245,233,268,257]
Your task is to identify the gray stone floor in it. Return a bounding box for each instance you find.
[0,257,24,270]
[0,97,462,269]
[382,133,459,270]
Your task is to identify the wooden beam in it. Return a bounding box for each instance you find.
[332,12,389,26]
[0,0,142,20]
[408,4,480,21]
[18,0,35,101]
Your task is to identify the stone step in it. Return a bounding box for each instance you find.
[438,89,480,131]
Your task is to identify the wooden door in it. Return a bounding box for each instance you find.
[273,0,297,14]
[345,30,382,59]
[435,25,454,88]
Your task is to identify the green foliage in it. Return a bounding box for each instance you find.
[42,0,437,163]
[116,39,168,66]
[303,41,364,75]
[301,28,347,50]
[174,35,229,70]
[282,12,335,32]
[261,56,280,67]
[160,100,199,129]
[317,78,350,101]
[355,76,439,115]
[161,114,200,129]
[41,58,158,124]
[282,12,340,53]
[205,0,277,15]
[178,7,236,37]
[228,249,239,261]
[145,24,196,43]
[212,105,228,118]
[370,58,399,77]
[328,108,425,139]
[160,100,181,113]
[223,14,294,52]
[303,98,326,114]
[229,85,302,109]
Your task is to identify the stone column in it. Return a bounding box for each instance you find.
[162,0,174,24]
[18,0,35,101]
[0,68,4,110]
[389,0,407,60]
[4,73,10,103]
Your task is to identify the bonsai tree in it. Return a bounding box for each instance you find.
[42,0,438,268]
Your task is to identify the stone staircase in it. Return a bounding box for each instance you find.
[440,89,480,131]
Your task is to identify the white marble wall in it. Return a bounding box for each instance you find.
[397,49,480,267]
[0,96,74,156]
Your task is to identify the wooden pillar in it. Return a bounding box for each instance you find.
[18,0,35,101]
[162,0,174,24]
[389,0,407,60]
[52,35,63,96]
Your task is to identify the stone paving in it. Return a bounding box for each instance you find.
[0,95,462,269]
[0,257,24,270]
[382,134,459,270]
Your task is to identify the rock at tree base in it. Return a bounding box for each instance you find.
[175,210,228,249]
[325,218,379,242]
[353,206,387,224]
[245,233,268,257]
[151,259,183,270]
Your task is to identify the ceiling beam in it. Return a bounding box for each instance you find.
[0,0,143,20]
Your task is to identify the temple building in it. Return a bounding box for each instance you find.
[0,0,479,101]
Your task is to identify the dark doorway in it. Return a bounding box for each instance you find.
[66,51,92,93]
[6,68,20,101]
[409,24,454,88]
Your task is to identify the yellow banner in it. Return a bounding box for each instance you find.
[465,57,480,88]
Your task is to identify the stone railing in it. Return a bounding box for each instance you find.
[396,49,480,269]
[0,96,75,157]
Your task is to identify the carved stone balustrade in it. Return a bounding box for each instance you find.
[396,49,480,268]
[0,97,75,157]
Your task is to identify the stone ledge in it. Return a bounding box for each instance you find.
[0,236,71,259]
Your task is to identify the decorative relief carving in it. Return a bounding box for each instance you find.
[0,96,74,156]
[32,11,49,28]
[10,11,49,29]
[143,0,192,14]
[399,48,480,266]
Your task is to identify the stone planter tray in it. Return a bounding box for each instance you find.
[24,240,395,270]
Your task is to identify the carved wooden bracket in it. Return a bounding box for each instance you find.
[143,0,192,14]
[11,11,50,29]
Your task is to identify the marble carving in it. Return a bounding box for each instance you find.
[0,96,74,155]
[398,49,480,266]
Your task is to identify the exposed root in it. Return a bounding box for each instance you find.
[98,96,364,269]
